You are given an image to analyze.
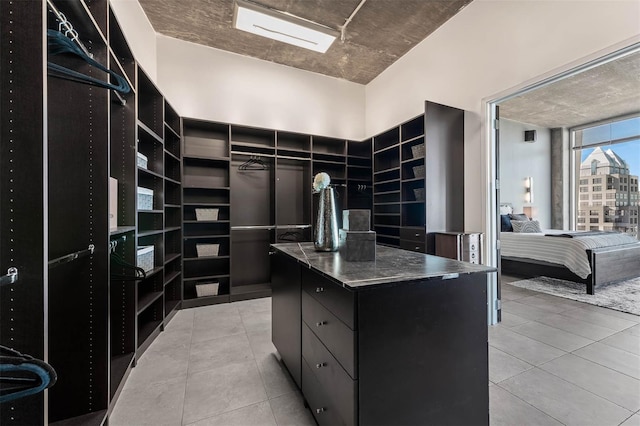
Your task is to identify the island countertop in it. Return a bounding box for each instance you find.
[271,242,496,290]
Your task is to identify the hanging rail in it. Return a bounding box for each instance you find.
[0,267,19,288]
[46,0,93,59]
[48,244,95,269]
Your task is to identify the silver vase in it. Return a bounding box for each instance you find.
[314,187,339,251]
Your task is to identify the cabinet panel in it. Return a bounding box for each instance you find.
[301,268,355,329]
[400,240,425,253]
[302,360,346,426]
[301,291,356,379]
[302,324,357,425]
[399,227,426,242]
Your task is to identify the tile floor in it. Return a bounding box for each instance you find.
[111,280,640,426]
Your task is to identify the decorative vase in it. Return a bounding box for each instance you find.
[314,187,339,251]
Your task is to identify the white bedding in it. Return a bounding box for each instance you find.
[500,230,638,278]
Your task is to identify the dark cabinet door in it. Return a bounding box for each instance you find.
[271,252,302,387]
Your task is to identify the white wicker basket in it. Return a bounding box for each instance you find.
[137,152,148,169]
[137,187,154,210]
[196,243,220,257]
[136,246,154,272]
[413,188,425,201]
[412,165,425,178]
[195,208,219,221]
[195,282,219,297]
[411,143,425,159]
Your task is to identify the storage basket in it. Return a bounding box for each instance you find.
[137,152,148,169]
[137,187,154,210]
[196,243,220,257]
[412,165,425,179]
[411,143,425,159]
[195,208,219,221]
[137,246,154,272]
[413,188,425,201]
[195,281,219,297]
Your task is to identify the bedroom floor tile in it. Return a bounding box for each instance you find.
[489,325,566,366]
[560,306,638,332]
[620,411,640,426]
[489,385,563,426]
[502,300,563,321]
[536,313,619,341]
[539,354,640,412]
[498,368,632,426]
[573,342,640,380]
[489,346,534,383]
[600,330,640,356]
[516,294,583,314]
[500,311,531,328]
[571,304,640,324]
[509,321,595,352]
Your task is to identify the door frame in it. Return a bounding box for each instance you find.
[484,39,640,325]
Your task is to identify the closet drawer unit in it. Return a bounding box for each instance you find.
[399,228,426,243]
[400,239,426,253]
[302,268,355,329]
[302,290,357,379]
[302,324,357,425]
[302,359,348,426]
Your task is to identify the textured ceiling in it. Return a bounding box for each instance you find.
[138,0,473,84]
[499,51,640,129]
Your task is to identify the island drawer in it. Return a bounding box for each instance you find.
[302,290,356,379]
[400,228,426,242]
[302,323,357,423]
[400,240,426,253]
[302,268,356,329]
[302,359,350,426]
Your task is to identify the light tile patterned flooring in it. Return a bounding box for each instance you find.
[111,279,640,425]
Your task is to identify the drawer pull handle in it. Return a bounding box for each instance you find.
[315,321,326,327]
[415,246,420,250]
[315,362,326,369]
[316,408,325,414]
[415,233,420,237]
[316,287,324,293]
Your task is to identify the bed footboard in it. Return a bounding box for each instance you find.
[589,244,640,294]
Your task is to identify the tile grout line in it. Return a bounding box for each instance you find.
[493,376,568,426]
[569,343,640,382]
[502,318,596,353]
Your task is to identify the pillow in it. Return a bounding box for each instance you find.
[511,220,541,233]
[500,203,513,215]
[509,213,529,222]
[500,214,513,232]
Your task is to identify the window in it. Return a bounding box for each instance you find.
[592,194,602,200]
[580,187,589,192]
[592,178,602,184]
[589,210,599,215]
[580,194,589,200]
[577,218,586,223]
[590,218,599,223]
[593,186,602,191]
[580,179,589,185]
[606,193,616,199]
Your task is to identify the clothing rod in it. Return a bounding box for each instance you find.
[48,244,95,269]
[0,267,19,288]
[277,224,311,229]
[46,0,93,59]
[112,90,126,106]
[230,151,276,158]
[276,155,311,161]
[231,225,275,230]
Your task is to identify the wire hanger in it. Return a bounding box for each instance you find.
[278,230,304,242]
[0,345,57,403]
[110,240,147,280]
[239,155,268,171]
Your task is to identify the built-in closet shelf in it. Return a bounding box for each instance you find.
[348,154,372,160]
[375,213,401,217]
[137,322,162,350]
[374,224,401,228]
[140,267,163,281]
[183,274,230,282]
[374,166,400,175]
[138,121,163,144]
[165,299,180,316]
[49,410,108,426]
[401,157,424,165]
[311,159,345,166]
[184,255,230,261]
[401,134,424,144]
[347,164,371,169]
[230,283,272,301]
[110,226,136,236]
[138,167,163,179]
[138,209,163,214]
[137,291,163,315]
[164,226,181,233]
[164,253,181,265]
[183,234,230,240]
[165,177,181,185]
[165,150,180,162]
[110,353,134,394]
[137,229,164,237]
[348,178,372,183]
[231,141,275,150]
[375,178,400,185]
[164,271,181,286]
[183,154,230,162]
[182,294,230,309]
[373,144,400,155]
[165,124,180,139]
[402,177,425,184]
[184,220,230,224]
[165,204,181,209]
[183,202,231,207]
[374,190,401,196]
[375,202,401,206]
[402,200,425,205]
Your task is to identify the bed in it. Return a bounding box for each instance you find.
[499,204,640,294]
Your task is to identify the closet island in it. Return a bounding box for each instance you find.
[271,242,496,426]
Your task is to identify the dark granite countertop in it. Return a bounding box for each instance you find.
[271,242,496,290]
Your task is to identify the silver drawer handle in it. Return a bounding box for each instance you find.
[316,362,326,369]
[316,408,325,414]
[415,233,420,237]
[316,287,324,293]
[315,321,326,327]
[415,246,419,250]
